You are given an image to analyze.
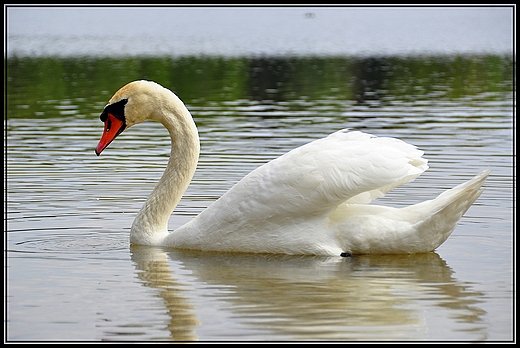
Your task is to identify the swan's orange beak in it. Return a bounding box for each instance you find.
[96,113,126,156]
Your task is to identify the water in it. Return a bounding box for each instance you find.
[6,7,513,57]
[5,6,515,343]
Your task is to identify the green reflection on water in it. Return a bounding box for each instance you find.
[6,54,513,119]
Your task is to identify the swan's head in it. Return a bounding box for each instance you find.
[95,80,175,156]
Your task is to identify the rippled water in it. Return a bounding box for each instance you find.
[6,54,514,341]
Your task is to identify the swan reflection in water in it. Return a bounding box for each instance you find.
[128,245,487,341]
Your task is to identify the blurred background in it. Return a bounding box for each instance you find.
[6,6,514,109]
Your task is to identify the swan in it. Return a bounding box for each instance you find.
[95,80,489,256]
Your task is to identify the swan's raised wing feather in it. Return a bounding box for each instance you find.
[213,130,428,223]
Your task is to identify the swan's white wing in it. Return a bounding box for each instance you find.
[171,129,430,254]
[207,129,428,224]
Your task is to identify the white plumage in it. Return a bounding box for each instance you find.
[96,80,489,256]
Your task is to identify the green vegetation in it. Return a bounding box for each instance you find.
[6,54,514,120]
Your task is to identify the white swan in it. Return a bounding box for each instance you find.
[95,80,489,256]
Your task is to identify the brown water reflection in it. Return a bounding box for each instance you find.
[129,246,486,341]
[131,246,200,341]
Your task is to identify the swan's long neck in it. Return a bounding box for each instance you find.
[130,92,200,245]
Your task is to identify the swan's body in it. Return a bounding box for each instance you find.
[96,80,489,256]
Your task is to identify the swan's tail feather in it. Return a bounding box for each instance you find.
[418,169,489,215]
[407,169,490,252]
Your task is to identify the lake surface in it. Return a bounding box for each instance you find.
[5,6,515,343]
[6,6,513,57]
[5,54,514,342]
